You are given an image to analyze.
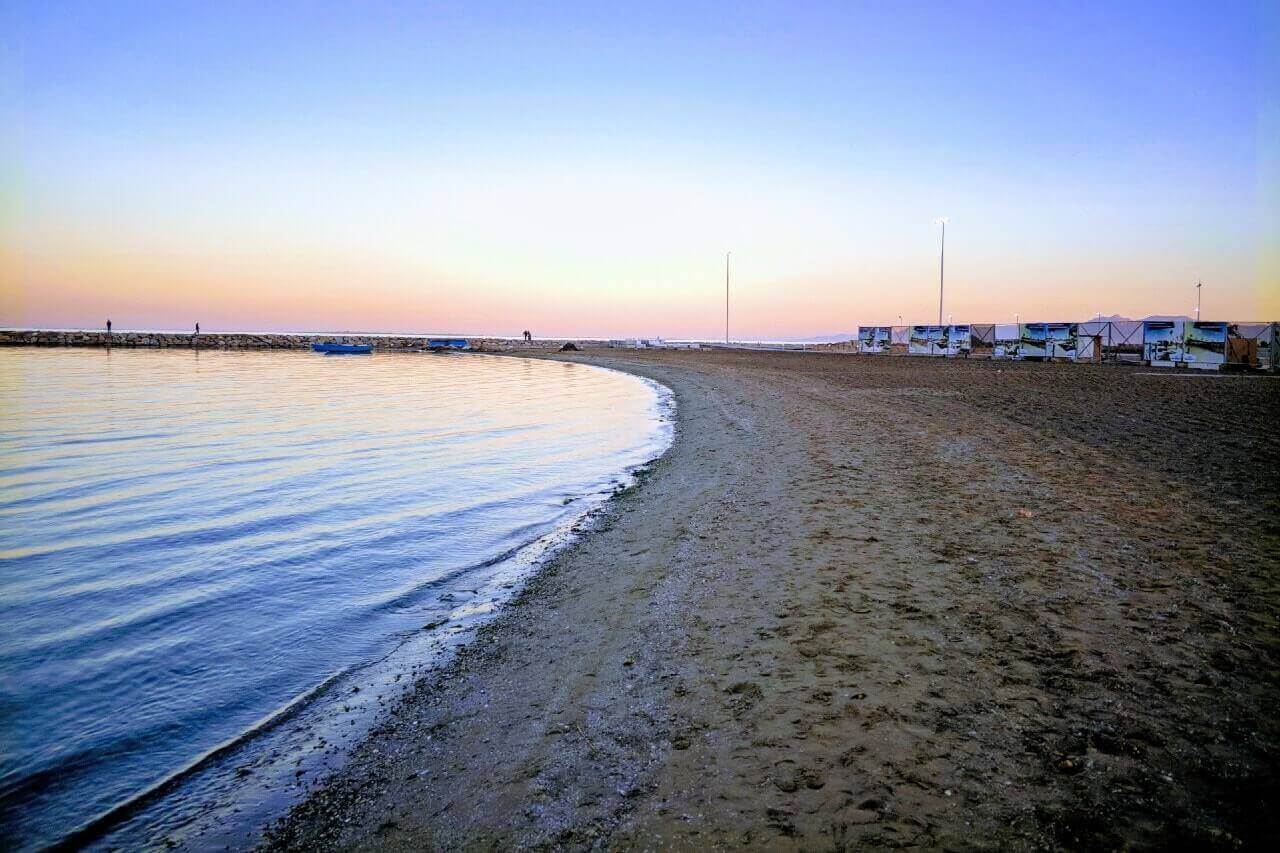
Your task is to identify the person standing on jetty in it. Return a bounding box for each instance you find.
[106,319,112,335]
[195,322,200,335]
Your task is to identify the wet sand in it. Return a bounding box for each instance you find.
[266,349,1279,850]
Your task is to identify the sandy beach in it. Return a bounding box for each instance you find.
[266,349,1279,850]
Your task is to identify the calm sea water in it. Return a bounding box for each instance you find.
[0,347,671,849]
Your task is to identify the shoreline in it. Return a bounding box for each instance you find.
[73,473,661,853]
[264,348,1279,849]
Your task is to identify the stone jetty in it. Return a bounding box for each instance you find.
[0,330,607,352]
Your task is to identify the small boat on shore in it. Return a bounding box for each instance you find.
[312,342,373,354]
[426,338,470,351]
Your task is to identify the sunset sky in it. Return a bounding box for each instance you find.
[6,1,1278,338]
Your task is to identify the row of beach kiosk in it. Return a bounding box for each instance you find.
[854,320,1278,370]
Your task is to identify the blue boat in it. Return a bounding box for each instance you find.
[426,338,470,351]
[312,342,373,354]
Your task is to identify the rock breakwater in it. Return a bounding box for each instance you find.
[0,330,606,352]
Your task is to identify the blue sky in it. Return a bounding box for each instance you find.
[7,1,1276,335]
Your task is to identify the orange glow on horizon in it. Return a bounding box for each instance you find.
[7,225,1273,339]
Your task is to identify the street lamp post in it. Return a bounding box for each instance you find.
[936,218,949,328]
[936,218,949,354]
[1196,280,1202,321]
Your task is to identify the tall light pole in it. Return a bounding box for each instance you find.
[1196,280,1202,320]
[725,251,731,344]
[936,218,949,329]
[935,218,949,355]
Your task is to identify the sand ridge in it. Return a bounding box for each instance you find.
[264,349,1279,850]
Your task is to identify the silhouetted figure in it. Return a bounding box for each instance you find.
[195,322,200,335]
[106,319,112,334]
[523,330,532,342]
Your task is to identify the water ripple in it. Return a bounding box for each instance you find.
[0,347,670,849]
